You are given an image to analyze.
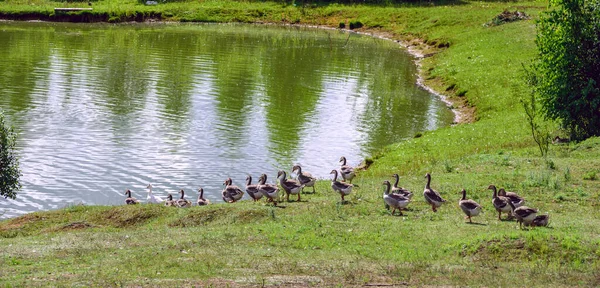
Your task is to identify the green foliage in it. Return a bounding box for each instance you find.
[520,89,552,157]
[529,0,600,140]
[583,170,597,180]
[0,111,21,200]
[349,20,363,29]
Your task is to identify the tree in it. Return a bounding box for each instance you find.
[0,110,21,199]
[528,0,600,140]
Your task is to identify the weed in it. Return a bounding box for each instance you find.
[583,171,597,181]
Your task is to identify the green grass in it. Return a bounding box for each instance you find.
[3,0,600,286]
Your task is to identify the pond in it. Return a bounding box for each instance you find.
[0,22,454,218]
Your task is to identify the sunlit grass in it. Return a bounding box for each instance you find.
[2,0,600,285]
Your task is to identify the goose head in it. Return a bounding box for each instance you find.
[330,169,338,181]
[246,175,253,185]
[198,187,204,198]
[223,178,233,186]
[487,184,497,198]
[258,174,267,185]
[339,156,347,166]
[382,180,391,194]
[167,193,173,200]
[146,184,153,189]
[292,165,301,174]
[125,189,132,197]
[277,170,286,180]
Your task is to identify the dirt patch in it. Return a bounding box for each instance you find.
[91,206,161,228]
[0,213,47,231]
[58,221,94,231]
[169,207,268,227]
[485,10,530,27]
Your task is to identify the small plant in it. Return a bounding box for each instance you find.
[443,161,454,173]
[414,132,423,138]
[339,22,345,29]
[349,21,363,30]
[583,171,597,181]
[553,193,566,202]
[564,167,571,182]
[520,85,551,157]
[546,159,556,170]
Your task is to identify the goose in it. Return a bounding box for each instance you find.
[124,189,139,205]
[488,184,514,220]
[164,193,176,207]
[458,189,482,223]
[382,180,410,216]
[277,170,303,202]
[257,173,280,206]
[292,164,316,193]
[222,178,244,203]
[330,169,353,202]
[176,189,192,208]
[423,173,446,212]
[245,175,263,202]
[391,174,413,199]
[532,214,550,227]
[146,184,164,204]
[498,188,525,208]
[196,187,210,206]
[339,156,356,183]
[513,206,538,228]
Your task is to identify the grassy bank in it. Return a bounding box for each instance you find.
[2,0,600,286]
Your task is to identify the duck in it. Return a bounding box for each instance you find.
[423,173,446,212]
[330,169,353,202]
[222,178,244,203]
[196,187,210,206]
[292,164,316,193]
[339,156,356,183]
[391,174,413,199]
[458,189,482,223]
[277,170,303,202]
[488,184,514,220]
[164,193,176,207]
[513,206,538,228]
[176,189,192,208]
[382,180,410,216]
[146,184,164,204]
[532,214,550,227]
[498,188,525,208]
[124,189,139,205]
[257,173,280,206]
[245,175,263,202]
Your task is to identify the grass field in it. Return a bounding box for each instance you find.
[2,0,600,286]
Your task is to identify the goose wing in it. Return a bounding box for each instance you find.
[460,199,481,210]
[514,206,537,218]
[283,179,303,190]
[424,188,445,203]
[332,181,352,191]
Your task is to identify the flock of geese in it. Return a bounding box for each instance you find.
[124,156,548,229]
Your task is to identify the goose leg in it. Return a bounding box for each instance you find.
[312,186,316,193]
[297,194,301,202]
[498,212,501,220]
[431,204,437,212]
[286,192,290,202]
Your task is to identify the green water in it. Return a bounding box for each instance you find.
[0,22,453,217]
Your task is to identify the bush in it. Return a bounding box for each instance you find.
[0,111,21,199]
[528,0,600,140]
